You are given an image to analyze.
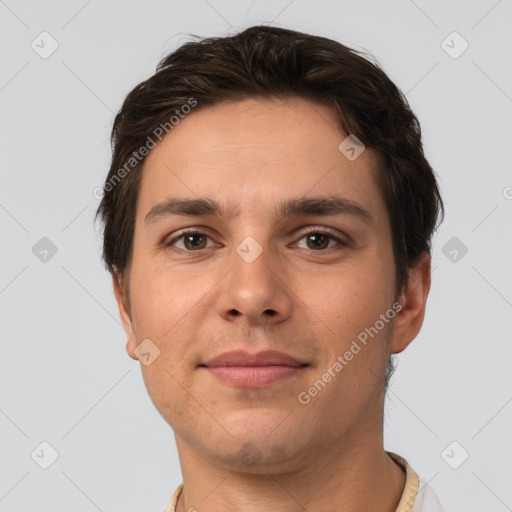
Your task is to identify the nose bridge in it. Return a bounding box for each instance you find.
[235,235,275,295]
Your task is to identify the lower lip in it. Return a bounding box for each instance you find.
[202,365,306,387]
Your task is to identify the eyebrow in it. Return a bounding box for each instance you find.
[144,195,373,226]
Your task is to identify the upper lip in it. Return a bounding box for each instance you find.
[200,350,308,368]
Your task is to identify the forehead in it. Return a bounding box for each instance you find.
[137,96,386,226]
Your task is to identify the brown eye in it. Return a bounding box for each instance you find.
[306,233,330,250]
[183,233,207,250]
[296,230,347,251]
[167,231,212,251]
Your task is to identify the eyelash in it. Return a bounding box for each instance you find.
[165,227,349,252]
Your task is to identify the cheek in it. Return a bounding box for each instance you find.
[140,361,190,428]
[306,261,391,330]
[128,262,211,379]
[129,261,192,339]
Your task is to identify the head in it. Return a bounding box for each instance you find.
[96,26,443,472]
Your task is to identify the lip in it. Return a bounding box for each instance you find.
[201,350,306,368]
[199,350,310,388]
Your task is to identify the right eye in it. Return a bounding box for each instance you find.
[166,230,216,251]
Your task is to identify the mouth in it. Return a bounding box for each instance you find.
[198,350,310,388]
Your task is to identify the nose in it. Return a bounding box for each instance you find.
[216,241,293,327]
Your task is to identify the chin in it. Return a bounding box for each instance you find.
[208,431,306,474]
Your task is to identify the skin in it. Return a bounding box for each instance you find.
[113,96,431,512]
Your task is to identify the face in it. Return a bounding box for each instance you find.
[113,96,430,474]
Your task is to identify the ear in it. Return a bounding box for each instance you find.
[391,251,431,354]
[112,271,138,361]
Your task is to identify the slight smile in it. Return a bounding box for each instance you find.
[198,350,311,388]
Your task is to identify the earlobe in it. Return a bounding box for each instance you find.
[126,339,137,360]
[112,272,139,361]
[390,251,431,354]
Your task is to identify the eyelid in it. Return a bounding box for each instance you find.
[297,226,350,243]
[292,226,350,249]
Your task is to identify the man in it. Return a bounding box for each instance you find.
[96,25,445,511]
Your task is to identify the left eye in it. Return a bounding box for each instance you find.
[295,231,345,250]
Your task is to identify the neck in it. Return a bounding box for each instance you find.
[173,430,406,512]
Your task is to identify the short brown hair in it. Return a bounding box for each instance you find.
[95,25,444,298]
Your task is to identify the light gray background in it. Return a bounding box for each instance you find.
[1,0,511,511]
